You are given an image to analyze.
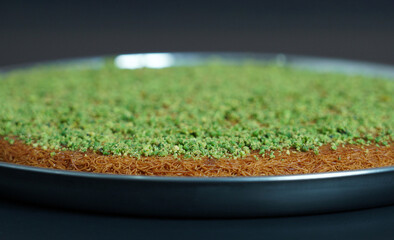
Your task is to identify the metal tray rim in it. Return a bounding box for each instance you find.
[1,162,393,183]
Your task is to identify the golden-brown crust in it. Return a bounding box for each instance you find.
[0,138,393,177]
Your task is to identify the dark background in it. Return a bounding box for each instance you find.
[1,0,394,67]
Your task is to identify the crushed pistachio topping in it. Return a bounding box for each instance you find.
[0,61,393,158]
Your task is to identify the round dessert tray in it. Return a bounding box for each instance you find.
[0,52,393,218]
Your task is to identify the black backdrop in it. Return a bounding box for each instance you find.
[1,0,394,66]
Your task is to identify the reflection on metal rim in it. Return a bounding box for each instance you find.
[115,53,175,69]
[114,52,394,78]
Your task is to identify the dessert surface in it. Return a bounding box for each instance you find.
[0,61,393,176]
